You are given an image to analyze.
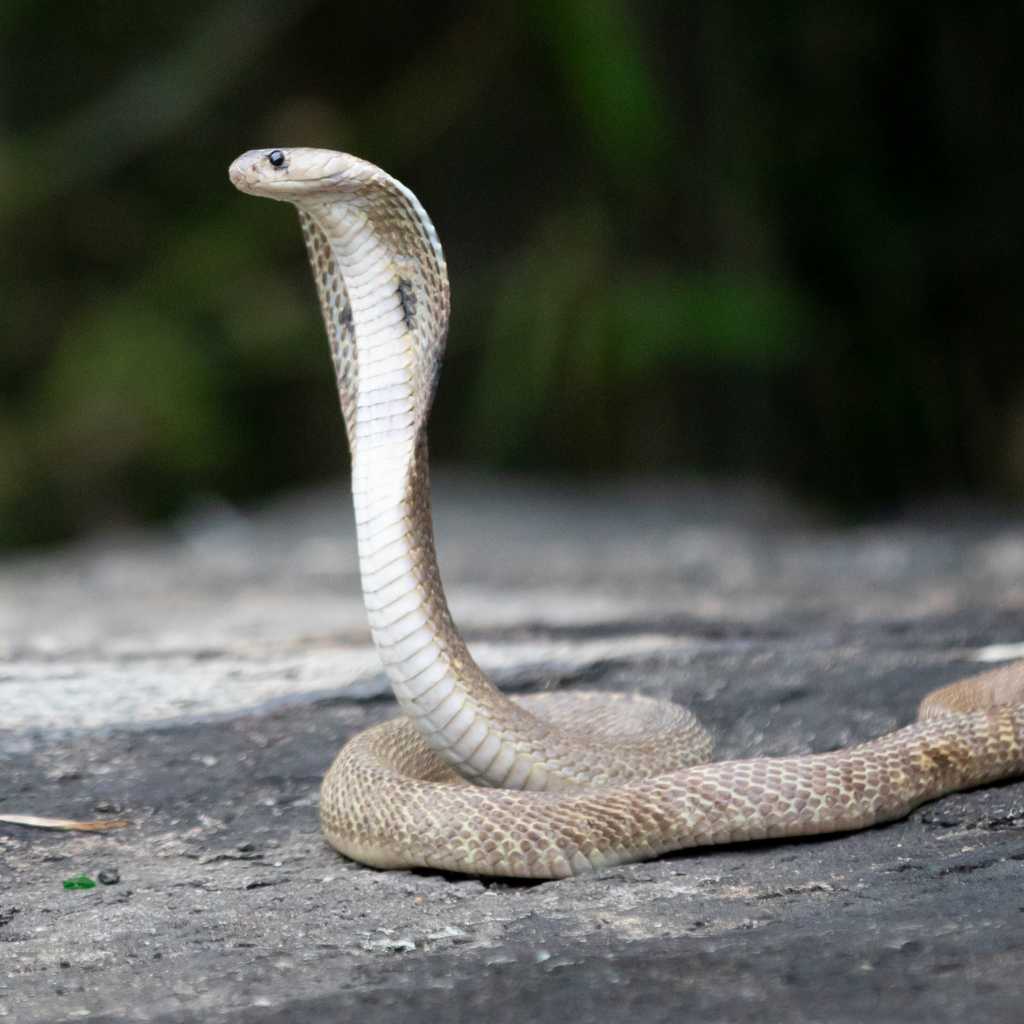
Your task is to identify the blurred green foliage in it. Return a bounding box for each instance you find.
[1,2,1023,547]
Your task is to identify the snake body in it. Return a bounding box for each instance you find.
[229,148,1024,878]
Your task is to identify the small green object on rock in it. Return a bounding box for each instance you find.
[63,874,96,891]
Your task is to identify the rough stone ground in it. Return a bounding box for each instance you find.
[2,474,1023,1023]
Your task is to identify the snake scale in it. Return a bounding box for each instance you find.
[229,148,1024,879]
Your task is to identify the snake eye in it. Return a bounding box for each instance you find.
[268,150,286,168]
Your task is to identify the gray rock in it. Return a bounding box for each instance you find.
[2,474,1023,1023]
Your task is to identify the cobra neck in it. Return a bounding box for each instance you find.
[303,203,543,789]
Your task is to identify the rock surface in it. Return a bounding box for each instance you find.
[2,474,1024,1023]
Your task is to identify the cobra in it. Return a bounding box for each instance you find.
[229,147,1024,879]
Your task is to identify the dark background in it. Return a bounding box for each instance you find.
[2,1,1022,548]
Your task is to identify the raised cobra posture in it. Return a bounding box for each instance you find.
[229,148,1024,878]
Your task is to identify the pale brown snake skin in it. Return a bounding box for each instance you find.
[229,147,1024,879]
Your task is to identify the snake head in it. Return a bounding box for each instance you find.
[228,148,376,202]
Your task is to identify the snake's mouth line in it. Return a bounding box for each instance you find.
[230,170,342,188]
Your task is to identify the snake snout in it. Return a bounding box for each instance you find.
[228,149,289,198]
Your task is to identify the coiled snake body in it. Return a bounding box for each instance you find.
[229,148,1024,878]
